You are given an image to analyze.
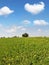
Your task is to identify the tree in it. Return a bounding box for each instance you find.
[22,33,29,37]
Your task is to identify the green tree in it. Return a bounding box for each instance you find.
[22,33,29,37]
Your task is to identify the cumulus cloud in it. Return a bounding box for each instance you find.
[4,25,26,34]
[33,20,49,25]
[23,20,31,24]
[0,6,14,16]
[24,2,45,14]
[0,24,27,37]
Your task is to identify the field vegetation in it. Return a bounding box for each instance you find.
[0,37,49,65]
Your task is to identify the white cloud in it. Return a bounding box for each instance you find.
[17,26,26,31]
[0,25,26,37]
[33,20,49,25]
[21,28,26,31]
[0,24,49,37]
[0,6,14,16]
[23,20,31,24]
[17,26,23,29]
[24,2,45,14]
[37,29,42,32]
[5,26,23,33]
[5,26,17,33]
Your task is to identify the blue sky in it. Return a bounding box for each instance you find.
[0,0,49,37]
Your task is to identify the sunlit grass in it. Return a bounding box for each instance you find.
[0,37,49,65]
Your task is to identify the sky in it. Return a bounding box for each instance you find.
[0,0,49,37]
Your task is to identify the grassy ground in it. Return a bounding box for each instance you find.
[0,37,49,65]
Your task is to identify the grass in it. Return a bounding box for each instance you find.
[0,37,49,65]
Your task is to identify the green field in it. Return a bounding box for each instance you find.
[0,37,49,65]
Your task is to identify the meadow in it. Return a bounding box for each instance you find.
[0,37,49,65]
